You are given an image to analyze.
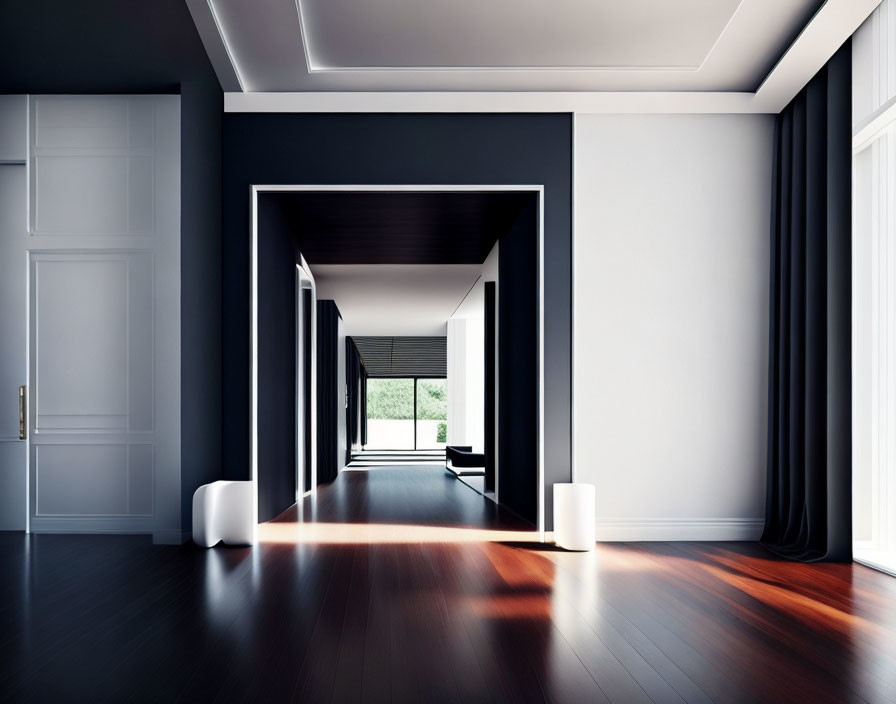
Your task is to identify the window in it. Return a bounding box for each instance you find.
[853,0,896,574]
[364,378,447,450]
[365,378,414,449]
[415,378,448,450]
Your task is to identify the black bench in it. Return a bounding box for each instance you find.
[445,445,485,477]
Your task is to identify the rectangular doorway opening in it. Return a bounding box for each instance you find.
[252,185,546,537]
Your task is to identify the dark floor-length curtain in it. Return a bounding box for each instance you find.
[762,41,852,562]
[316,301,339,484]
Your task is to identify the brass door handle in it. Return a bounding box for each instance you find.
[18,385,25,440]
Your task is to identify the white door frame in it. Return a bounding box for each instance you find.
[250,184,546,539]
[295,258,317,500]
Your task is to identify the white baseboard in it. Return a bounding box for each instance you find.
[595,518,765,542]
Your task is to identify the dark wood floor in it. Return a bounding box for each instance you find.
[2,467,896,703]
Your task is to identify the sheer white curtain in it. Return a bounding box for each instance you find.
[853,0,896,574]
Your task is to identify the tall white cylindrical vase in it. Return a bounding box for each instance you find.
[553,483,596,551]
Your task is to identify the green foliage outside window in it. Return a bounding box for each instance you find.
[366,379,414,419]
[417,379,447,420]
[366,378,447,421]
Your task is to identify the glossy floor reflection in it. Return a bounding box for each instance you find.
[1,467,896,702]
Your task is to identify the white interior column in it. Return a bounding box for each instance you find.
[446,318,468,447]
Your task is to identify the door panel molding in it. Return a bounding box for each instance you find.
[25,95,180,536]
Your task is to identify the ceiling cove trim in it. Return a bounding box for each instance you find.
[293,0,743,73]
[225,91,766,114]
[754,0,882,110]
[294,0,314,74]
[184,0,242,91]
[206,0,248,91]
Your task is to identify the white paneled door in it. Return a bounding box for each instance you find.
[0,97,28,529]
[0,95,180,537]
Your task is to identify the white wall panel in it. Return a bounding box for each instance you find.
[34,156,129,233]
[0,443,26,529]
[0,110,28,528]
[0,96,27,162]
[32,96,129,149]
[30,96,156,236]
[34,257,129,427]
[36,444,128,516]
[574,113,773,540]
[128,443,155,516]
[128,256,155,431]
[0,167,27,439]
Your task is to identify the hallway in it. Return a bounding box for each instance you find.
[2,467,896,702]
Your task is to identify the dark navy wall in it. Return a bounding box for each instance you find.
[0,0,223,532]
[223,113,572,528]
[499,201,539,524]
[316,300,343,486]
[256,199,300,522]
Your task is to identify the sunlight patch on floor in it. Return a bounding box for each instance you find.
[258,521,541,545]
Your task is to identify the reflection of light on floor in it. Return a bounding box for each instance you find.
[469,594,552,619]
[552,549,599,615]
[258,521,540,545]
[603,547,882,639]
[343,463,444,470]
[692,559,880,636]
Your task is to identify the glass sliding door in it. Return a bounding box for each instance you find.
[365,378,414,449]
[415,378,448,450]
[363,377,447,450]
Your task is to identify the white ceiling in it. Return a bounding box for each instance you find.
[192,0,831,92]
[312,265,481,336]
[301,0,741,71]
[185,0,883,113]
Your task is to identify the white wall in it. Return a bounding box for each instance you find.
[447,319,469,447]
[447,241,498,452]
[447,319,485,450]
[574,114,773,540]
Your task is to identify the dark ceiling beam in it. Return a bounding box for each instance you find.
[258,191,534,265]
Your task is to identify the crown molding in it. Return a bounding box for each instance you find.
[754,0,883,112]
[185,0,242,92]
[225,91,768,114]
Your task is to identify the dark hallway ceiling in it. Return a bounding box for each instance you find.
[258,190,534,264]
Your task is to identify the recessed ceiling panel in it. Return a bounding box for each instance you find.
[197,0,827,92]
[301,0,741,70]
